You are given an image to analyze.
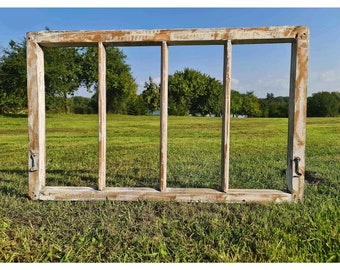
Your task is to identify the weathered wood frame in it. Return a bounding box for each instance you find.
[27,26,309,202]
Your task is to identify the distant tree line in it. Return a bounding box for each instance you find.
[0,38,339,117]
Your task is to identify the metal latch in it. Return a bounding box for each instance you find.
[293,157,302,176]
[29,153,38,172]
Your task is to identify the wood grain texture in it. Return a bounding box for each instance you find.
[28,26,308,47]
[27,34,46,200]
[27,26,309,203]
[98,42,106,191]
[40,187,292,203]
[160,41,168,191]
[221,40,232,192]
[287,27,309,202]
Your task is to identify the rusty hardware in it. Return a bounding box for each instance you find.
[293,157,302,176]
[29,153,38,172]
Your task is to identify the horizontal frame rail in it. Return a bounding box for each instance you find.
[40,187,293,203]
[28,26,307,47]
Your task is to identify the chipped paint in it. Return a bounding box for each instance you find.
[27,26,309,202]
[29,26,308,47]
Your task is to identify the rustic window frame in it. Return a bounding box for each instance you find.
[27,26,309,202]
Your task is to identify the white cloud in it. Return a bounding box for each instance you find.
[308,69,340,94]
[321,70,338,83]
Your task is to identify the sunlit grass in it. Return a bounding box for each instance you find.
[0,114,339,262]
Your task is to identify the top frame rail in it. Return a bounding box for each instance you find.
[27,26,308,47]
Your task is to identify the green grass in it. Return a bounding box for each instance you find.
[0,114,339,262]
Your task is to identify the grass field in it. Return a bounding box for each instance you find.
[0,114,339,262]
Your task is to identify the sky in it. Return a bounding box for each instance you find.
[0,5,339,98]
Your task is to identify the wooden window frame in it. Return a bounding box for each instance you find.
[27,26,309,202]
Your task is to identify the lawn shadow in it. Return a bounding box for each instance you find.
[0,168,98,198]
[106,173,160,189]
[46,169,97,187]
[0,169,28,198]
[281,169,331,185]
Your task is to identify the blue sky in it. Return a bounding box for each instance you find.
[0,7,339,97]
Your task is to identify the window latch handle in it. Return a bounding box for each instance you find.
[293,157,302,176]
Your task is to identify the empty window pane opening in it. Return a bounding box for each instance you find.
[105,47,161,189]
[167,46,223,189]
[229,44,291,190]
[43,47,98,187]
[27,26,309,202]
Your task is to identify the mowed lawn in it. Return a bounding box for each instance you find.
[0,114,339,262]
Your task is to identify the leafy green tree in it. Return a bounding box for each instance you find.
[0,40,27,113]
[191,76,222,116]
[230,90,243,117]
[44,46,83,113]
[0,34,137,114]
[307,91,340,117]
[241,91,262,117]
[0,38,83,113]
[260,93,288,118]
[168,69,192,116]
[81,47,137,114]
[140,76,160,114]
[70,96,94,114]
[168,68,222,116]
[130,95,149,115]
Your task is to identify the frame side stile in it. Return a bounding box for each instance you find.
[27,33,46,199]
[98,42,107,191]
[293,28,309,201]
[287,40,297,196]
[287,27,309,202]
[221,40,232,192]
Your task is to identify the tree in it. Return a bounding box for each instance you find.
[168,68,222,116]
[241,91,261,117]
[168,69,192,116]
[81,47,137,114]
[140,76,160,114]
[70,96,94,114]
[0,38,84,113]
[307,91,340,117]
[191,76,222,116]
[0,40,27,113]
[260,93,289,118]
[44,46,83,113]
[230,90,243,117]
[0,35,137,115]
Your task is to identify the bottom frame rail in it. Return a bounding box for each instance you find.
[38,187,293,203]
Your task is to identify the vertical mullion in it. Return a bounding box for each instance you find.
[98,42,106,190]
[287,30,309,201]
[160,41,168,191]
[27,35,46,200]
[221,40,232,192]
